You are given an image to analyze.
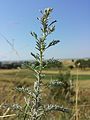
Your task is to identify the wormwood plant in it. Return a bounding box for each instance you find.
[0,8,69,120]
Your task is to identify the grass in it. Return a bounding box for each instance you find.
[0,68,90,85]
[0,68,90,102]
[0,68,90,82]
[75,74,90,80]
[0,68,90,120]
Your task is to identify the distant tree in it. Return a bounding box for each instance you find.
[46,58,63,69]
[0,62,2,68]
[87,59,90,67]
[75,59,90,69]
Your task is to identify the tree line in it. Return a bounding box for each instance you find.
[75,59,90,69]
[0,59,63,69]
[0,61,23,69]
[0,58,90,69]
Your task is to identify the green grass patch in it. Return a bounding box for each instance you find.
[0,69,90,83]
[73,75,90,80]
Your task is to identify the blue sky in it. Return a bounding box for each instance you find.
[0,0,90,61]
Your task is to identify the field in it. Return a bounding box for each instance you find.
[0,68,90,119]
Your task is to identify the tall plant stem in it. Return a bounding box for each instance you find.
[40,43,43,74]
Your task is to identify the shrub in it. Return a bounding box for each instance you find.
[0,8,69,120]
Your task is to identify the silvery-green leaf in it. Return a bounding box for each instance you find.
[46,40,60,48]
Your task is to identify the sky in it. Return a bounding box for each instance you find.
[0,0,90,61]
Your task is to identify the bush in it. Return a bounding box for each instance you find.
[0,8,69,120]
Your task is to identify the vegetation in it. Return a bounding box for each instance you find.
[0,8,90,120]
[46,58,63,69]
[0,69,90,120]
[0,8,69,120]
[0,61,23,69]
[75,59,90,69]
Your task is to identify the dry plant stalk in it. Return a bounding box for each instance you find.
[75,63,80,120]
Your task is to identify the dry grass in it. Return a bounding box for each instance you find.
[0,69,90,120]
[71,69,90,75]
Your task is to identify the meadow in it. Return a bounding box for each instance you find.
[0,68,90,119]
